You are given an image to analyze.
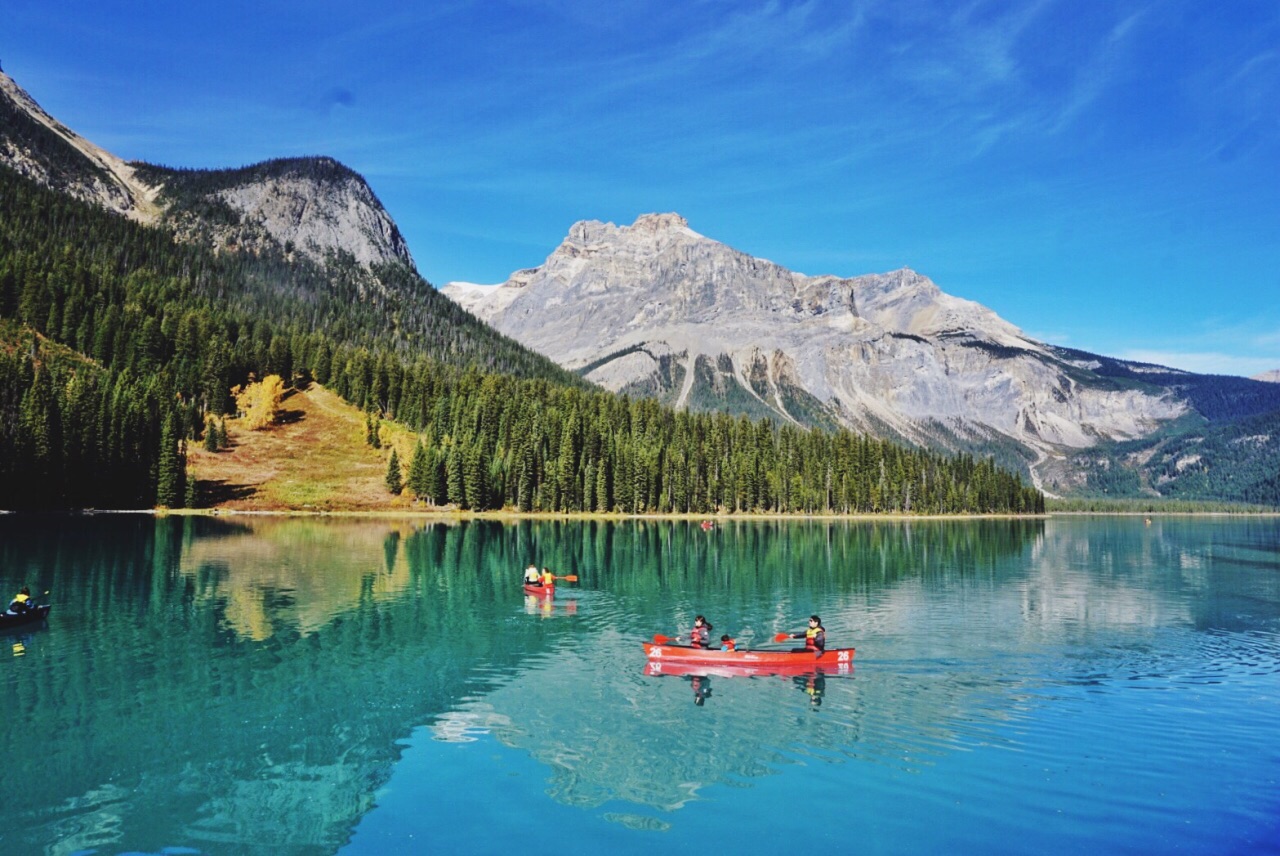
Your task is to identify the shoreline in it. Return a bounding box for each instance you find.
[5,508,1274,520]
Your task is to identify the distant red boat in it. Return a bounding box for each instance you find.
[522,583,555,597]
[642,642,854,674]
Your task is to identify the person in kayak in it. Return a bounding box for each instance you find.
[690,615,713,648]
[789,615,826,654]
[540,568,555,587]
[5,586,33,615]
[523,565,541,586]
[720,634,737,651]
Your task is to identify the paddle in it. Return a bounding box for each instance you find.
[657,632,792,645]
[551,575,578,582]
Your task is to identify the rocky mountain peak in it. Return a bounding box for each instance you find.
[561,212,702,253]
[632,212,689,232]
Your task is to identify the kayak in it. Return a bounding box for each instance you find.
[642,642,854,674]
[0,604,51,631]
[523,583,555,596]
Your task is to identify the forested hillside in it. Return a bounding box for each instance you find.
[0,163,1042,514]
[1051,346,1280,423]
[1063,408,1280,506]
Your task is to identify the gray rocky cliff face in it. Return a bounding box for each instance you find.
[215,170,413,269]
[0,71,411,273]
[444,213,1187,487]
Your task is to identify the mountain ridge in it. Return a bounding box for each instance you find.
[0,69,160,219]
[1,70,409,274]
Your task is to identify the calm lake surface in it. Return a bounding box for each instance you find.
[1,515,1278,855]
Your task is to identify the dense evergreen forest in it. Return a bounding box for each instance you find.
[0,163,1043,514]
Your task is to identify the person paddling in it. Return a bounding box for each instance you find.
[5,586,33,616]
[788,615,826,654]
[690,615,713,648]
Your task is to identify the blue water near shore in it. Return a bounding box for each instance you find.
[2,515,1278,855]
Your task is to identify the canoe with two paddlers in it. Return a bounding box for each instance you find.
[642,641,854,674]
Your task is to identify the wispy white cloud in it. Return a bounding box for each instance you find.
[1118,349,1280,377]
[1026,330,1072,346]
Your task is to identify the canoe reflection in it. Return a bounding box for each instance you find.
[523,594,578,618]
[644,662,839,710]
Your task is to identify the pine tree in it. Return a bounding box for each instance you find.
[463,442,487,510]
[203,415,219,452]
[408,440,430,500]
[156,412,184,508]
[446,445,464,507]
[385,448,403,495]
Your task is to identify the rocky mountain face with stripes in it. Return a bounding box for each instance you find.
[444,214,1280,496]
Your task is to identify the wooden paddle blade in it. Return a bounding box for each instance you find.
[773,632,791,642]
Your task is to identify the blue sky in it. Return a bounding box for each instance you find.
[6,0,1279,376]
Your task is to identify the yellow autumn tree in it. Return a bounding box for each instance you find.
[232,374,285,430]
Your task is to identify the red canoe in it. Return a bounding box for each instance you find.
[523,583,555,596]
[645,660,851,678]
[642,642,854,674]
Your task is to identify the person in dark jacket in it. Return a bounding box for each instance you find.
[689,615,713,648]
[789,615,826,654]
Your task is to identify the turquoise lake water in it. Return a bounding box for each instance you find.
[1,515,1278,855]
